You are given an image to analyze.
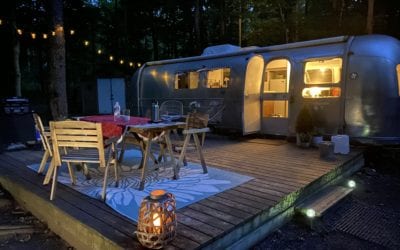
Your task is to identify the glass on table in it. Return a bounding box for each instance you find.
[122,109,130,122]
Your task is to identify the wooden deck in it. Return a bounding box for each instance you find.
[0,136,364,249]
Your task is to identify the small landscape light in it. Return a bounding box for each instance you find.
[348,180,356,188]
[306,208,316,218]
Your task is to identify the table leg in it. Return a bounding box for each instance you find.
[163,130,177,179]
[139,133,153,190]
[175,133,191,179]
[193,133,208,174]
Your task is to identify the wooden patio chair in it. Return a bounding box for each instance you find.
[174,111,210,177]
[49,120,119,201]
[159,100,184,117]
[32,113,52,175]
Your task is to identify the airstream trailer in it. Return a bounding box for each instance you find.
[131,34,400,143]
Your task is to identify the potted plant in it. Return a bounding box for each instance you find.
[295,106,313,147]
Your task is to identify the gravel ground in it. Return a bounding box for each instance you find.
[0,188,71,250]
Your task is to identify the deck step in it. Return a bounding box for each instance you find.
[296,185,353,217]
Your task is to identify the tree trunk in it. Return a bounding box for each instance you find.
[48,0,68,119]
[194,0,201,50]
[366,0,374,34]
[12,21,21,97]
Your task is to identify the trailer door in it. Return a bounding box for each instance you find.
[261,59,291,135]
[243,55,264,134]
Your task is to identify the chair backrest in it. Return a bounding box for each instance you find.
[50,120,106,167]
[186,112,209,129]
[33,113,52,156]
[159,100,184,116]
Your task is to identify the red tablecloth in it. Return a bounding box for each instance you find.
[80,115,150,139]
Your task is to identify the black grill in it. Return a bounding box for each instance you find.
[2,97,30,115]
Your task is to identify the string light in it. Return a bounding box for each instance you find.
[2,17,140,70]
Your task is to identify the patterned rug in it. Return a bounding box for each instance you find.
[28,149,252,222]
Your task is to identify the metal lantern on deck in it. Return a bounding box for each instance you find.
[136,190,177,249]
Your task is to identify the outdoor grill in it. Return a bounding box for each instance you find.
[2,97,31,115]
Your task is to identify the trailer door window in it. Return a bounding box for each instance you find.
[397,64,400,96]
[304,58,342,84]
[174,72,199,89]
[206,68,230,88]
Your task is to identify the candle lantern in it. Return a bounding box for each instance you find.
[136,190,177,249]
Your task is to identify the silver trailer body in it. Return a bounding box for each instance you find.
[132,34,400,143]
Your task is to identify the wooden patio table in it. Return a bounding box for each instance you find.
[126,122,186,190]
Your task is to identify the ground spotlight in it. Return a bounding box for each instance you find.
[348,180,356,188]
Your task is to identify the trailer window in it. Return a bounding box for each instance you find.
[174,72,199,89]
[206,68,230,88]
[397,65,400,96]
[302,87,341,98]
[304,58,342,84]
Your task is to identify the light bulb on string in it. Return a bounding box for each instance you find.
[51,31,56,36]
[137,63,142,67]
[129,62,134,67]
[0,19,3,25]
[70,30,75,35]
[119,59,124,65]
[84,40,90,46]
[31,33,36,39]
[42,33,48,39]
[109,55,114,61]
[17,29,23,35]
[97,49,102,55]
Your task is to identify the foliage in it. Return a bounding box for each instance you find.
[295,106,313,134]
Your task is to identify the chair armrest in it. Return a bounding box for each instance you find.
[183,127,210,134]
[104,136,120,147]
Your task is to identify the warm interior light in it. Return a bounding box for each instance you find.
[348,180,356,188]
[97,49,102,54]
[31,33,36,39]
[109,55,114,61]
[84,40,89,46]
[42,33,48,39]
[70,29,75,35]
[306,208,316,218]
[152,213,161,227]
[17,29,23,35]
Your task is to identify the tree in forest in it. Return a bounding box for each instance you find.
[48,0,68,119]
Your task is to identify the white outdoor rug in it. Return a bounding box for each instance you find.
[28,149,253,222]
